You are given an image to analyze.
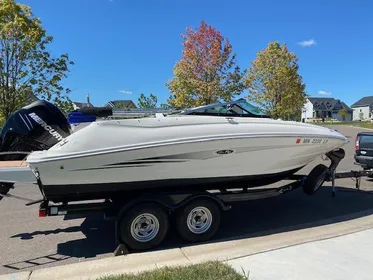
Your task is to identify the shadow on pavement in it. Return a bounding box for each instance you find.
[158,184,373,250]
[5,184,373,271]
[5,213,116,271]
[3,254,71,271]
[10,226,83,240]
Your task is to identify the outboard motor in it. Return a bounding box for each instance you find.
[0,100,72,161]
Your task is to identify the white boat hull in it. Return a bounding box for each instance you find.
[26,116,349,201]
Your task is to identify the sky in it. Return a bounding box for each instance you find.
[19,0,373,107]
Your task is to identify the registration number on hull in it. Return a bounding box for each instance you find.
[296,138,328,144]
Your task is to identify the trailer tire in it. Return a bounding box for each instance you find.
[302,164,329,196]
[176,198,220,243]
[118,202,169,251]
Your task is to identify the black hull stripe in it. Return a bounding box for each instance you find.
[72,164,153,171]
[92,145,290,170]
[73,160,188,171]
[105,160,186,166]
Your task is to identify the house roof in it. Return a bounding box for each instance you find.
[73,101,94,108]
[350,96,373,108]
[105,100,137,108]
[308,97,352,112]
[340,101,353,112]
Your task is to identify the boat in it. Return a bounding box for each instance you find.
[20,98,349,202]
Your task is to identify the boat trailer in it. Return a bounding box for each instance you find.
[1,148,373,255]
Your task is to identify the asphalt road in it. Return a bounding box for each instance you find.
[1,125,373,275]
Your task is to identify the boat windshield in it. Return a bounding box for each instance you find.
[234,99,268,116]
[179,99,270,118]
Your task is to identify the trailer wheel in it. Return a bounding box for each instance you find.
[118,202,169,251]
[302,164,329,196]
[176,198,220,243]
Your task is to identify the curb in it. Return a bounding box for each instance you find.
[0,271,31,280]
[2,209,373,280]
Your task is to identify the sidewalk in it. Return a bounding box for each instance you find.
[228,228,373,280]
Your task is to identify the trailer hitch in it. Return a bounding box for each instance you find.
[324,148,373,196]
[325,148,345,197]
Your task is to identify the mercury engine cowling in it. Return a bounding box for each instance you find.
[0,100,72,161]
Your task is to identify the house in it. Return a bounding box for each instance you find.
[350,96,373,121]
[72,94,94,110]
[72,101,94,110]
[105,100,137,109]
[301,97,353,121]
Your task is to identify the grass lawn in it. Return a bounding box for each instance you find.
[97,261,249,280]
[316,121,373,129]
[349,122,373,129]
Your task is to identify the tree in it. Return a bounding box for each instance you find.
[0,0,74,119]
[245,41,306,120]
[337,108,348,121]
[0,112,4,127]
[137,93,157,108]
[166,21,246,108]
[160,103,172,109]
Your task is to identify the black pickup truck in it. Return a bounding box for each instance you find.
[354,131,373,170]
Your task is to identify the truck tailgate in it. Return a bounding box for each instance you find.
[358,135,373,156]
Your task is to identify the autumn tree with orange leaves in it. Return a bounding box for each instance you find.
[166,21,246,108]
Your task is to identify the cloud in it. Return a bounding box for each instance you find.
[118,89,133,94]
[317,90,331,96]
[298,39,316,47]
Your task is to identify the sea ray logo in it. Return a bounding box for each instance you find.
[28,112,64,142]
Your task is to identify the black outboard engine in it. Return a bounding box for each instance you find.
[0,100,72,161]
